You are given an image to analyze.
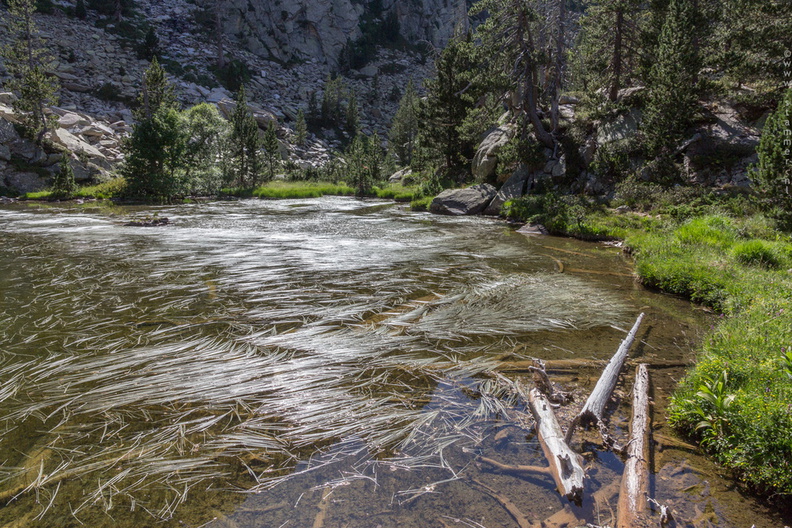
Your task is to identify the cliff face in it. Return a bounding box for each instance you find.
[221,0,469,66]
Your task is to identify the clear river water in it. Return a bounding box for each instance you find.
[0,197,789,528]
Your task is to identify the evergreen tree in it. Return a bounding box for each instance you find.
[346,134,374,197]
[140,26,160,61]
[75,0,87,19]
[752,88,792,220]
[228,85,261,188]
[52,156,77,198]
[134,57,176,121]
[295,109,307,146]
[262,120,280,182]
[345,89,359,134]
[642,0,701,157]
[572,0,644,101]
[122,60,185,199]
[388,79,419,165]
[1,0,59,142]
[419,34,480,170]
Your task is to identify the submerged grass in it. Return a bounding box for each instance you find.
[505,193,792,495]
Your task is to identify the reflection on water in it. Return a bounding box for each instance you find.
[0,197,788,528]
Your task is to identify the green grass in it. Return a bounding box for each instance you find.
[505,193,792,495]
[409,196,433,211]
[222,181,355,199]
[373,184,419,202]
[22,178,128,201]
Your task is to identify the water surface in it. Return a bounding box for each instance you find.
[0,197,788,527]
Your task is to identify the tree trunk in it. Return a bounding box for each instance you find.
[527,388,585,503]
[551,0,566,132]
[616,364,652,528]
[565,313,644,445]
[518,10,555,149]
[609,8,624,102]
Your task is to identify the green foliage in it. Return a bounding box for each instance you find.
[51,157,77,198]
[222,181,355,199]
[211,59,252,93]
[75,0,86,19]
[134,57,176,121]
[262,120,280,182]
[345,134,382,197]
[295,109,307,146]
[752,88,792,224]
[689,371,735,447]
[337,6,400,72]
[139,26,160,61]
[1,0,60,142]
[181,103,229,194]
[731,240,781,268]
[643,0,701,157]
[227,85,262,188]
[388,79,419,166]
[345,90,359,134]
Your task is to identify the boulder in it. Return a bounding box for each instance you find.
[50,128,106,161]
[388,167,412,184]
[472,125,513,182]
[0,104,19,124]
[484,166,530,216]
[597,108,641,145]
[0,117,20,144]
[0,92,17,105]
[430,184,497,216]
[0,144,10,161]
[4,171,48,194]
[59,113,91,128]
[516,223,549,236]
[216,98,278,129]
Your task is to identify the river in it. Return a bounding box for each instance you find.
[0,197,788,528]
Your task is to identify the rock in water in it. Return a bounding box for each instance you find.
[483,167,530,216]
[429,184,497,216]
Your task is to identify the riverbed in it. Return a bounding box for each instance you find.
[0,197,788,528]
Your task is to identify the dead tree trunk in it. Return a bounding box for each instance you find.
[527,388,585,503]
[616,364,651,528]
[565,313,644,447]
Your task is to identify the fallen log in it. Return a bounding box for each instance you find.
[528,358,573,404]
[565,313,645,447]
[498,358,688,373]
[478,456,551,477]
[616,364,651,528]
[527,388,585,504]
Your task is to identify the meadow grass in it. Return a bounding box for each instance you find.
[505,194,792,495]
[222,181,355,199]
[22,178,128,201]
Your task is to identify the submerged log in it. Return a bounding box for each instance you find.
[565,313,644,446]
[527,388,585,504]
[616,364,651,528]
[498,358,689,373]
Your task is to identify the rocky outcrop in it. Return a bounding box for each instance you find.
[219,0,469,67]
[472,125,513,182]
[483,166,531,216]
[430,184,497,216]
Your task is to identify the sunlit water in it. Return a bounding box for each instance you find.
[0,197,788,528]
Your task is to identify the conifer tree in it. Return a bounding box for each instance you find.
[122,60,185,199]
[295,109,307,146]
[228,85,261,188]
[75,0,87,19]
[262,120,280,182]
[642,0,701,157]
[388,79,419,166]
[752,88,792,220]
[1,0,59,142]
[345,89,359,134]
[52,156,77,198]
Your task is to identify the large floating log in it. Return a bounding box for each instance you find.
[565,313,644,446]
[527,388,585,504]
[616,364,651,528]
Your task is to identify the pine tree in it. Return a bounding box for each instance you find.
[295,109,307,146]
[228,85,261,188]
[752,88,792,220]
[140,26,160,61]
[1,0,60,142]
[388,79,419,166]
[52,156,77,198]
[346,135,372,197]
[134,57,176,121]
[345,89,359,134]
[262,120,280,182]
[75,0,87,19]
[122,60,186,199]
[642,0,701,157]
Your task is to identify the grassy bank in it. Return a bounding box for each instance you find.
[504,193,792,496]
[22,178,127,201]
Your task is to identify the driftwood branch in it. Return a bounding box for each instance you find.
[469,478,534,528]
[478,456,551,477]
[527,388,585,504]
[616,364,651,528]
[565,313,645,447]
[528,358,573,404]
